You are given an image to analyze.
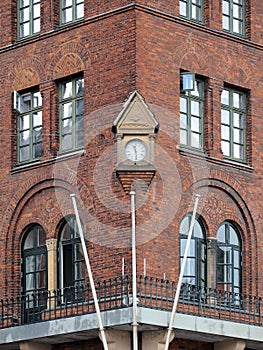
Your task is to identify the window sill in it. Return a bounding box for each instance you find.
[11,149,85,174]
[178,146,254,173]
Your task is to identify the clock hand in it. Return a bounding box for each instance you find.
[133,145,137,161]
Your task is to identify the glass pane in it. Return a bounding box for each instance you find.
[62,0,73,7]
[192,5,201,20]
[20,130,30,146]
[180,114,187,128]
[188,240,196,256]
[20,146,30,161]
[33,111,42,126]
[233,92,242,108]
[24,230,35,249]
[233,4,242,19]
[33,92,42,108]
[191,116,200,132]
[190,80,201,97]
[233,19,242,34]
[26,274,35,290]
[180,2,187,16]
[233,113,243,128]
[233,250,240,267]
[180,129,187,145]
[20,7,30,22]
[62,118,72,133]
[33,18,40,33]
[37,271,46,288]
[63,8,73,23]
[191,101,200,116]
[193,222,203,238]
[76,78,84,95]
[76,3,84,18]
[26,256,35,273]
[221,125,230,140]
[217,225,226,243]
[221,90,229,105]
[20,93,31,112]
[62,82,73,99]
[233,269,240,286]
[36,254,46,270]
[191,132,200,148]
[233,144,242,159]
[223,1,230,15]
[180,216,189,235]
[62,102,73,118]
[180,97,187,113]
[223,16,230,30]
[221,141,230,156]
[20,115,30,130]
[221,109,230,125]
[33,3,40,18]
[180,238,187,255]
[62,134,72,150]
[233,129,242,143]
[20,22,30,37]
[76,99,84,115]
[185,258,195,278]
[20,0,30,7]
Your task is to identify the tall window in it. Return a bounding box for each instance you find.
[58,217,85,301]
[179,0,203,22]
[61,0,84,24]
[216,222,242,299]
[17,90,42,163]
[21,225,47,322]
[222,0,245,36]
[221,88,246,161]
[59,77,84,152]
[180,76,204,149]
[18,0,40,39]
[180,215,206,288]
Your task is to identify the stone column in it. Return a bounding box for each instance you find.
[46,238,58,308]
[20,341,52,350]
[142,330,175,350]
[214,340,246,350]
[207,237,217,305]
[99,329,131,350]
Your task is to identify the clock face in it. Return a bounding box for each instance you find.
[125,139,146,162]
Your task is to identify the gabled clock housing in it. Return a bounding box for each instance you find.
[113,90,159,169]
[112,91,159,192]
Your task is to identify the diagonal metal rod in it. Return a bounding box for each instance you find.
[70,194,109,350]
[164,194,201,350]
[130,190,138,350]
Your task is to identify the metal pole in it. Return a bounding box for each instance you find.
[130,190,138,350]
[164,194,201,350]
[70,194,109,350]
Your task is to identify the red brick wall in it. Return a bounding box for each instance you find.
[0,0,261,309]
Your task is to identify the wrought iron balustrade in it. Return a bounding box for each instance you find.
[0,275,262,328]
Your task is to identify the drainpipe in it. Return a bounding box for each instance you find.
[130,190,138,350]
[70,194,109,350]
[164,194,201,350]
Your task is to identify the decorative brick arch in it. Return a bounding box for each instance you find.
[180,177,257,296]
[9,56,45,91]
[48,41,91,80]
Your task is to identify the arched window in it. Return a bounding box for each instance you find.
[58,216,85,301]
[21,225,47,322]
[180,214,206,288]
[216,222,242,297]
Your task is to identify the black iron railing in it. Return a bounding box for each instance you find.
[0,275,262,328]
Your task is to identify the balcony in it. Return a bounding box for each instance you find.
[1,274,262,328]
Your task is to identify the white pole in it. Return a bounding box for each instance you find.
[122,257,125,278]
[70,194,109,350]
[130,190,138,350]
[144,258,146,277]
[164,194,200,350]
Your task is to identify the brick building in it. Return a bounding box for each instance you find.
[0,1,262,349]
